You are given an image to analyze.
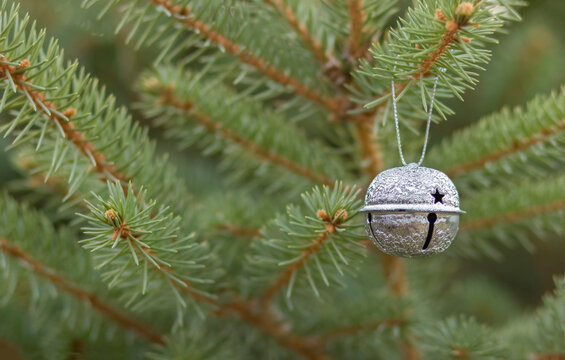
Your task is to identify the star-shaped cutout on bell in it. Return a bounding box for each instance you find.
[431,189,445,204]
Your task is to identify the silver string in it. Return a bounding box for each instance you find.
[391,72,440,166]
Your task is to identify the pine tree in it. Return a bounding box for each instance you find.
[0,0,564,359]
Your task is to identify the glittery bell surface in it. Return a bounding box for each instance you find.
[361,163,464,258]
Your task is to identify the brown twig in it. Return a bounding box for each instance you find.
[0,57,130,194]
[218,224,262,238]
[260,231,332,305]
[221,300,328,360]
[451,348,469,358]
[157,86,335,186]
[0,237,165,345]
[150,0,347,118]
[263,0,328,65]
[460,199,565,232]
[259,209,346,305]
[355,121,384,176]
[530,354,565,360]
[446,119,565,178]
[108,213,330,359]
[356,6,471,127]
[347,0,366,61]
[68,339,86,360]
[320,318,405,342]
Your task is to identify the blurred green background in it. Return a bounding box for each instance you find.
[2,0,564,324]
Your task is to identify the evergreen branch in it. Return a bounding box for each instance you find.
[221,300,329,360]
[415,6,468,80]
[247,183,365,304]
[427,88,565,182]
[0,4,217,317]
[217,224,262,239]
[501,277,565,358]
[530,355,565,360]
[365,2,473,107]
[138,68,346,192]
[347,0,366,61]
[355,121,385,176]
[380,253,409,297]
[155,85,334,186]
[147,326,243,360]
[148,0,346,117]
[460,198,565,232]
[446,118,565,178]
[319,318,405,342]
[356,0,522,127]
[82,184,327,359]
[454,175,565,257]
[0,2,197,221]
[259,229,333,305]
[0,237,165,344]
[417,316,507,359]
[81,182,217,315]
[0,57,129,193]
[138,259,331,359]
[264,0,328,65]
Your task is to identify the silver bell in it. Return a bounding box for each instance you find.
[360,163,464,258]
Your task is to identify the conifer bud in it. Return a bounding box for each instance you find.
[445,20,458,32]
[63,107,77,119]
[317,209,330,222]
[435,9,447,21]
[455,2,474,25]
[18,59,30,69]
[104,209,119,225]
[334,209,349,224]
[142,77,160,91]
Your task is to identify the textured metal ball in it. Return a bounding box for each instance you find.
[360,163,464,258]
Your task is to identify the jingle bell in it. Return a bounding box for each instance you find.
[360,163,464,258]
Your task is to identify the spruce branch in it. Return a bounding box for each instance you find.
[80,182,217,315]
[220,300,329,360]
[356,0,523,127]
[417,316,507,359]
[501,277,565,358]
[155,86,334,186]
[0,1,197,220]
[346,0,366,61]
[319,318,406,342]
[460,198,565,233]
[0,192,164,347]
[322,0,397,65]
[455,175,565,257]
[81,183,328,359]
[142,0,347,117]
[247,183,365,304]
[530,355,565,360]
[0,237,165,345]
[259,229,334,306]
[355,121,385,177]
[263,0,329,66]
[0,5,217,317]
[427,87,565,182]
[138,68,346,191]
[446,117,565,178]
[0,55,129,192]
[217,224,262,239]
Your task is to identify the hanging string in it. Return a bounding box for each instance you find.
[391,69,441,166]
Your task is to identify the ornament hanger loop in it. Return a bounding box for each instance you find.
[391,65,443,166]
